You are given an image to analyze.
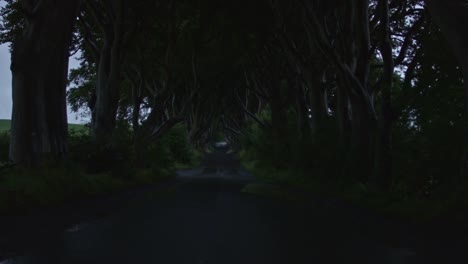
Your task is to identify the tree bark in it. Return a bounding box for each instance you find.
[348,94,377,181]
[91,0,125,141]
[9,0,81,166]
[374,0,395,191]
[296,82,311,139]
[307,73,328,136]
[268,78,290,167]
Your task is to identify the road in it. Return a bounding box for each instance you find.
[0,147,455,264]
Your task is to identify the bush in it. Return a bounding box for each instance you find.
[0,164,125,212]
[67,126,134,178]
[163,123,194,164]
[237,107,468,221]
[142,123,202,171]
[0,122,203,213]
[239,107,340,188]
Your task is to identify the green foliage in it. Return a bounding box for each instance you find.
[391,25,465,200]
[239,36,468,220]
[0,123,203,213]
[67,61,96,116]
[0,119,10,132]
[150,123,203,172]
[162,123,193,164]
[240,108,340,187]
[0,0,24,46]
[0,165,127,213]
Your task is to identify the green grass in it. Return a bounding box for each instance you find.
[0,165,175,214]
[246,171,463,223]
[0,121,200,214]
[68,123,87,133]
[238,150,468,223]
[0,119,87,133]
[0,120,10,132]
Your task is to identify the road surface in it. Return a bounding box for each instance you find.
[0,147,461,264]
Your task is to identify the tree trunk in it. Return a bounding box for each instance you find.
[336,85,350,145]
[92,39,122,140]
[296,82,311,139]
[92,0,125,140]
[426,0,468,179]
[9,0,81,166]
[347,95,377,182]
[374,0,395,191]
[269,80,289,167]
[308,80,328,136]
[330,0,375,182]
[336,84,351,174]
[270,82,287,141]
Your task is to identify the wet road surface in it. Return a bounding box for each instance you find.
[0,148,455,263]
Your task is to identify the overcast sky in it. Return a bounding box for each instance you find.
[0,43,11,120]
[0,1,86,124]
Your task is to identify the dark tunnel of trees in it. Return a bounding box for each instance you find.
[0,0,468,218]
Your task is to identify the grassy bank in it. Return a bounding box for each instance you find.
[0,123,203,214]
[240,155,468,224]
[0,119,86,133]
[0,165,171,214]
[234,103,468,224]
[0,120,10,133]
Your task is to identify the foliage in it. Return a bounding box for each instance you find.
[0,165,126,213]
[67,60,96,116]
[0,123,201,213]
[0,0,24,46]
[0,120,10,132]
[239,108,339,186]
[238,22,468,219]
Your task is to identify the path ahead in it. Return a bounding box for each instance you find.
[0,147,453,264]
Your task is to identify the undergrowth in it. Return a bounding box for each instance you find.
[238,110,468,223]
[0,123,202,214]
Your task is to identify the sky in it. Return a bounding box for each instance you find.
[0,43,10,120]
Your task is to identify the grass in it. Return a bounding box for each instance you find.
[238,150,468,224]
[0,122,201,214]
[0,120,10,132]
[68,123,88,133]
[0,164,175,214]
[0,119,87,133]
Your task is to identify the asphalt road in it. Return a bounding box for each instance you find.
[0,147,452,264]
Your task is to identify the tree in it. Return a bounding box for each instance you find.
[3,0,81,166]
[79,0,129,140]
[426,0,468,178]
